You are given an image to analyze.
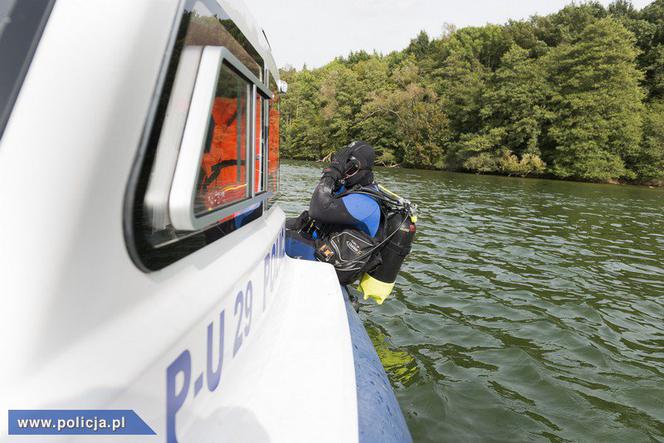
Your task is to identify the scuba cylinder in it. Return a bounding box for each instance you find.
[356,185,417,304]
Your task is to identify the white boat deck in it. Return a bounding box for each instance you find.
[182,257,358,442]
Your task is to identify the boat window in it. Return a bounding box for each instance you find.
[267,76,281,207]
[0,0,55,141]
[194,62,249,217]
[254,94,264,193]
[186,1,263,81]
[125,0,276,271]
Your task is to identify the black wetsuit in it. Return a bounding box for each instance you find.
[285,177,381,260]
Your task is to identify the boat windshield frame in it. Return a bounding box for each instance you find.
[124,0,280,272]
[0,0,56,142]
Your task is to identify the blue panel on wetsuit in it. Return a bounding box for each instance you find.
[341,193,381,237]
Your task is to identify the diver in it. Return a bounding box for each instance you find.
[285,141,417,305]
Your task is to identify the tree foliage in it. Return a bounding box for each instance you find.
[280,1,664,184]
[545,17,645,181]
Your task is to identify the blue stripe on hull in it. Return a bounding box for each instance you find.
[342,287,412,443]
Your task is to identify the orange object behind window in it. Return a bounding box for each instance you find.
[255,95,262,193]
[268,96,280,193]
[197,96,247,214]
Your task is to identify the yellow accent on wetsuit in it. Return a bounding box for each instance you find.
[358,273,395,305]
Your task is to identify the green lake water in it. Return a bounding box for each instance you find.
[277,160,664,442]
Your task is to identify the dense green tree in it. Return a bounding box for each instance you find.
[445,25,513,70]
[435,54,487,138]
[361,64,449,168]
[533,2,607,46]
[609,0,639,17]
[638,1,664,99]
[503,20,549,57]
[633,100,664,181]
[610,0,664,99]
[279,69,325,159]
[404,30,432,60]
[480,46,551,173]
[545,17,645,181]
[317,62,361,152]
[452,129,504,172]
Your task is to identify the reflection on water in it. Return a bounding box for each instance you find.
[277,160,664,442]
[366,324,419,388]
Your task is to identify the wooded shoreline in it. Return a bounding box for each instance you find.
[281,157,664,187]
[279,1,664,187]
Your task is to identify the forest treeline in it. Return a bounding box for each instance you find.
[279,1,664,184]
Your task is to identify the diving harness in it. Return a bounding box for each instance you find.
[332,184,418,304]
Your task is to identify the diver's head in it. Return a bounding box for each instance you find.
[341,141,375,187]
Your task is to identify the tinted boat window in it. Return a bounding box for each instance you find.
[254,94,264,193]
[186,1,262,81]
[0,0,55,141]
[195,63,250,216]
[266,76,280,207]
[125,0,268,271]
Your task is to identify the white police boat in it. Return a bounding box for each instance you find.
[0,1,411,441]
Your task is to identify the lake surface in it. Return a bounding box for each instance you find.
[277,160,664,443]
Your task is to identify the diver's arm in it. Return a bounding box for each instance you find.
[308,176,357,225]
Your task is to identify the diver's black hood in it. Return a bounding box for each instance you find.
[343,141,375,188]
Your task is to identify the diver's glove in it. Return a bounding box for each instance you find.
[321,146,354,183]
[321,160,344,183]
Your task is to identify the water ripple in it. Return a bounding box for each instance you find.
[278,161,664,442]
